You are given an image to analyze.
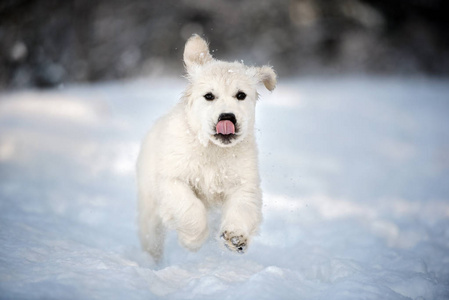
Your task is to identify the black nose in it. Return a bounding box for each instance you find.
[218,113,236,125]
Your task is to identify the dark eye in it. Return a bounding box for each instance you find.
[236,91,246,100]
[204,93,215,101]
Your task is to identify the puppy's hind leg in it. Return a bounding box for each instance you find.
[138,194,166,263]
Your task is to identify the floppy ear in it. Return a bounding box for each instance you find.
[256,65,277,91]
[183,34,214,73]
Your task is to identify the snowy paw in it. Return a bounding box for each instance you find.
[220,230,248,254]
[178,224,209,251]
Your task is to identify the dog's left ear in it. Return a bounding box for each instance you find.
[254,66,277,91]
[183,34,214,73]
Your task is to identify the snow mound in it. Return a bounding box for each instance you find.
[1,77,449,299]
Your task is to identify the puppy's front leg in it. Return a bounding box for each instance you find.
[159,179,209,251]
[220,186,262,253]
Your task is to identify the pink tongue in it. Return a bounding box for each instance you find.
[216,120,235,135]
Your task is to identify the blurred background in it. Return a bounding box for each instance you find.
[1,0,449,89]
[1,1,449,298]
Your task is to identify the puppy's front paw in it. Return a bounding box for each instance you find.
[220,230,248,254]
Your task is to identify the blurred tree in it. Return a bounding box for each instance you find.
[0,0,448,89]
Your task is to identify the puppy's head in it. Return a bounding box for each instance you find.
[183,35,276,148]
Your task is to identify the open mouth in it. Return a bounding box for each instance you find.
[214,113,238,145]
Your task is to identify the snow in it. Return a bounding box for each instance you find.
[1,76,449,299]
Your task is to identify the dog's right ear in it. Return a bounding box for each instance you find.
[183,34,214,74]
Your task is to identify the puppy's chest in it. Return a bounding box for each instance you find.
[186,154,244,203]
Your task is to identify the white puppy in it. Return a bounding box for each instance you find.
[137,35,276,261]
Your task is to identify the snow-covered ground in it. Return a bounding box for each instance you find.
[1,76,449,299]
